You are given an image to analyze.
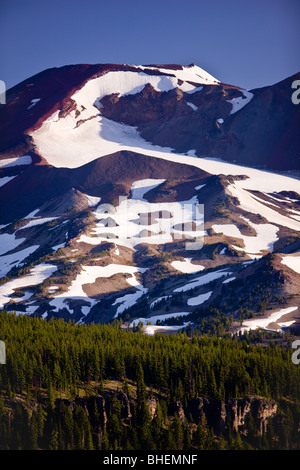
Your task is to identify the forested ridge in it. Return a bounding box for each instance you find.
[0,310,299,450]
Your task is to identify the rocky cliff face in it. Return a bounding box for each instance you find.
[158,395,277,436]
[56,392,278,437]
[228,398,277,435]
[1,388,288,451]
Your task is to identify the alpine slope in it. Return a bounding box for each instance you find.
[0,63,299,334]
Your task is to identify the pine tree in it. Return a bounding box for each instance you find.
[166,427,176,450]
[217,434,228,450]
[30,411,39,449]
[101,425,110,450]
[194,414,208,450]
[85,422,94,450]
[140,402,153,449]
[61,403,73,449]
[152,401,163,443]
[0,396,8,448]
[47,381,55,411]
[232,431,244,450]
[265,416,275,450]
[171,413,184,450]
[136,362,147,408]
[280,407,294,450]
[49,429,59,450]
[183,422,192,450]
[37,405,47,441]
[108,399,122,448]
[245,411,257,448]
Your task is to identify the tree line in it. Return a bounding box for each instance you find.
[0,310,299,450]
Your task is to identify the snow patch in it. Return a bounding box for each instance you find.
[27,98,40,110]
[186,102,198,111]
[143,324,189,335]
[212,218,279,257]
[187,291,212,306]
[0,176,17,187]
[25,209,40,219]
[130,312,190,327]
[0,155,32,168]
[85,194,101,207]
[137,64,218,85]
[48,286,59,293]
[171,258,205,274]
[0,245,39,277]
[222,277,236,284]
[50,264,147,317]
[18,217,57,230]
[227,184,300,231]
[130,179,166,201]
[185,86,204,94]
[227,90,253,115]
[281,254,300,274]
[10,290,33,303]
[238,306,298,334]
[0,232,26,256]
[195,184,206,191]
[150,296,169,309]
[113,288,148,317]
[52,243,66,251]
[174,269,232,293]
[0,263,57,308]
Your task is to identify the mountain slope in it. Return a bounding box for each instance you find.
[100,72,300,171]
[0,63,299,334]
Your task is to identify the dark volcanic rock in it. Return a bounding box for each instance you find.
[0,150,208,223]
[99,72,300,171]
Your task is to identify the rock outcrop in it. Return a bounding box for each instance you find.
[184,396,277,436]
[50,392,278,437]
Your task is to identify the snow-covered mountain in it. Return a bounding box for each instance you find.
[0,63,299,333]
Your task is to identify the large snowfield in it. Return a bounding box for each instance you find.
[29,67,300,200]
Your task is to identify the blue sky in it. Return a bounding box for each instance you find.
[0,0,299,90]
